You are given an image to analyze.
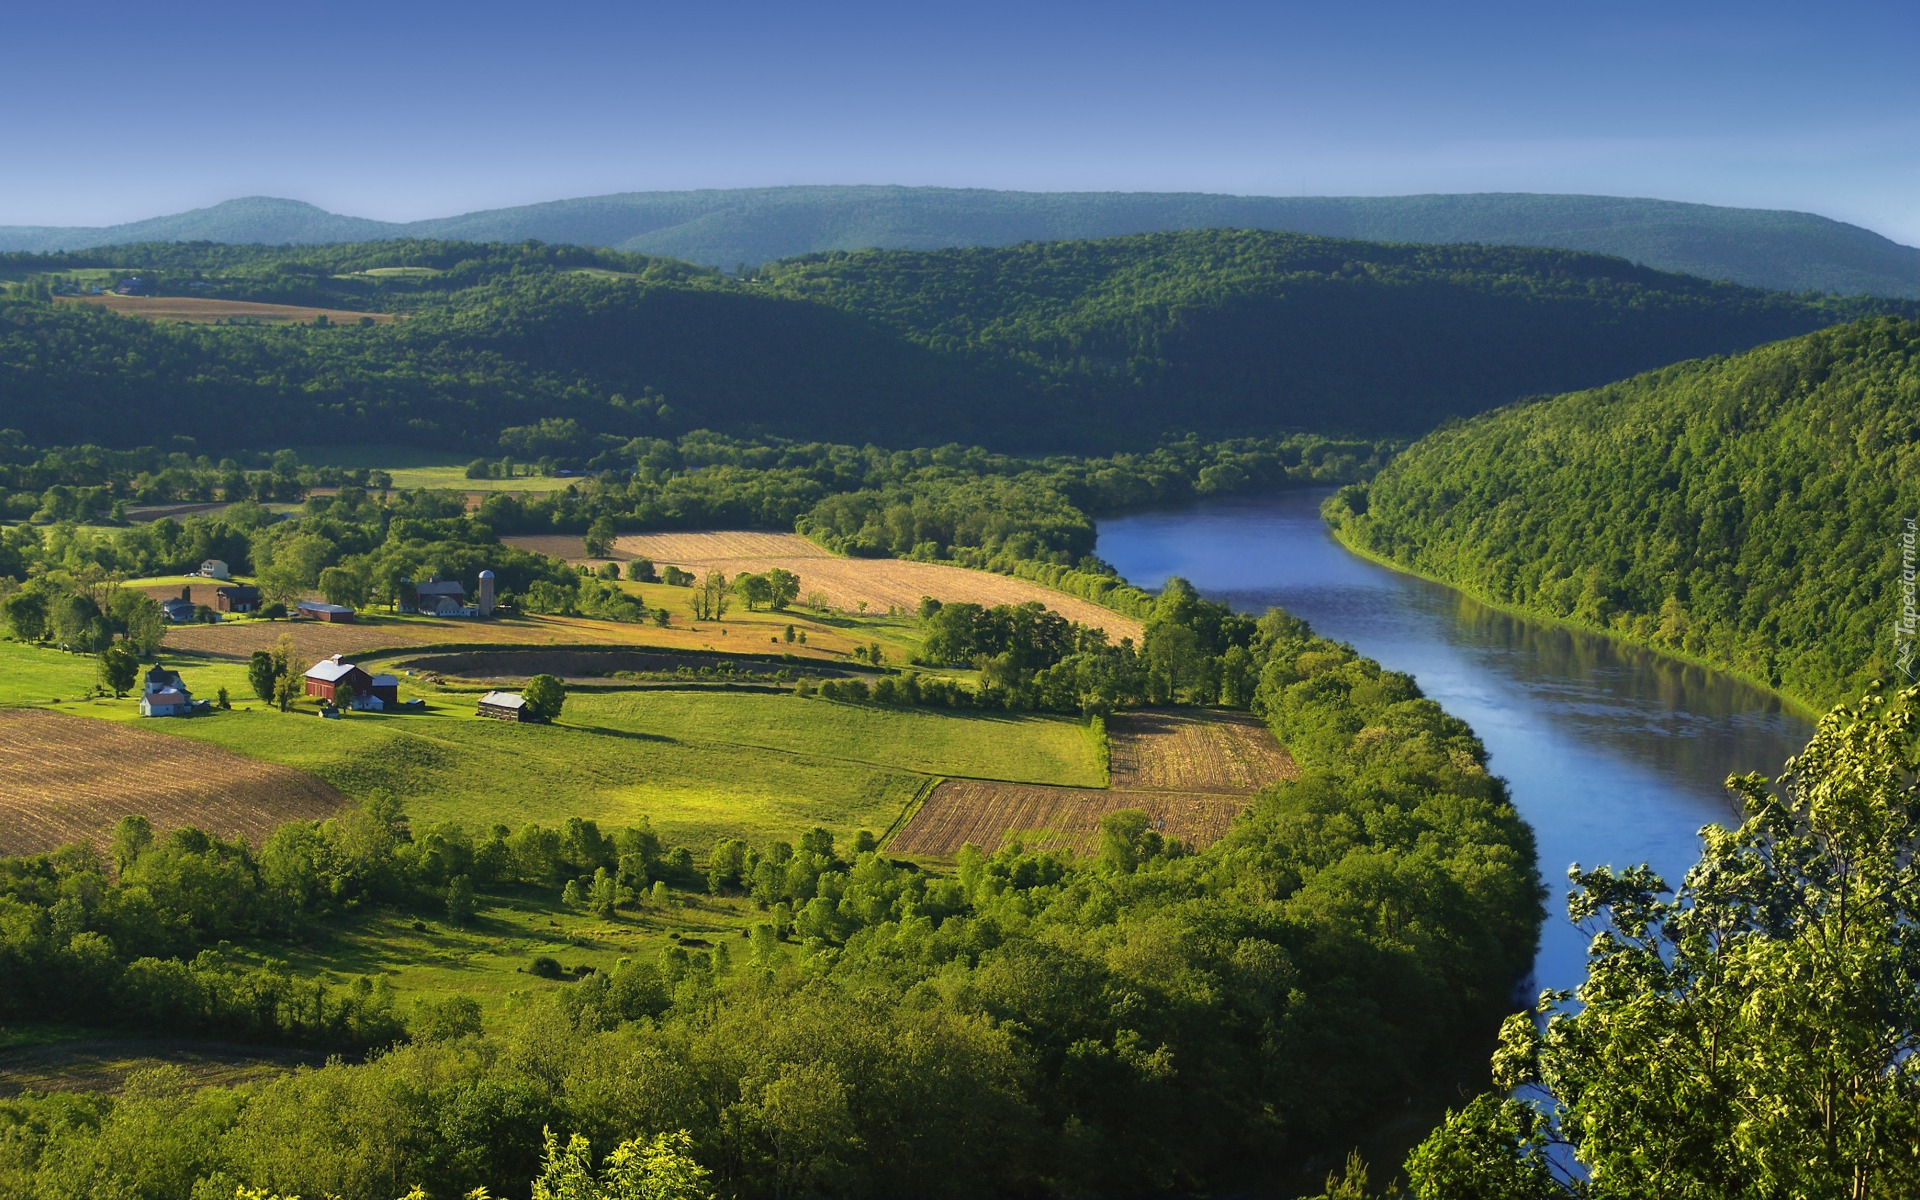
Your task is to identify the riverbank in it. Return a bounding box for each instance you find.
[1324,512,1825,725]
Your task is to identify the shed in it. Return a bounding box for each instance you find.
[297,601,356,623]
[477,691,530,721]
[199,559,231,580]
[216,585,261,614]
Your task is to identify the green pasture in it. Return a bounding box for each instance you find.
[244,887,763,1018]
[570,690,1103,786]
[290,445,578,492]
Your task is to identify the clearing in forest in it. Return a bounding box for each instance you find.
[591,530,1145,642]
[57,295,394,325]
[0,708,348,856]
[889,709,1297,858]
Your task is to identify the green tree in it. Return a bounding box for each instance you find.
[531,1127,713,1200]
[585,516,618,558]
[732,572,772,611]
[524,673,567,723]
[248,650,280,702]
[445,874,476,924]
[272,672,302,712]
[317,564,368,609]
[110,813,153,873]
[1408,683,1920,1200]
[98,641,139,697]
[2,591,48,641]
[765,567,800,611]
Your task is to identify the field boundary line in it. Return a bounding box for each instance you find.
[881,775,942,848]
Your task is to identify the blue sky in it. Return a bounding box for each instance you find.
[6,0,1917,243]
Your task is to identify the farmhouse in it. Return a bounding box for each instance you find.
[296,601,355,623]
[139,664,195,717]
[160,597,197,623]
[477,691,530,721]
[198,559,231,580]
[303,655,398,706]
[216,585,260,614]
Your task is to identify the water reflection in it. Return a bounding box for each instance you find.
[1096,489,1814,996]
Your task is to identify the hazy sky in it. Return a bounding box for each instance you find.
[7,0,1918,244]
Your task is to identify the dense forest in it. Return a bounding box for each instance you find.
[1328,315,1920,711]
[3,231,1902,454]
[0,596,1543,1198]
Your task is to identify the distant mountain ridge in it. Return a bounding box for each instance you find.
[4,187,1919,298]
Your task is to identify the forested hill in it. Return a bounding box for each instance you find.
[4,188,1918,297]
[0,233,1905,453]
[1328,316,1920,710]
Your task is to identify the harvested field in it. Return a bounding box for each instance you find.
[58,294,394,324]
[889,709,1298,857]
[0,708,348,855]
[601,531,1144,642]
[889,780,1248,857]
[1108,710,1298,792]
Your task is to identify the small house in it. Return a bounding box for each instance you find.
[143,664,185,696]
[139,664,193,716]
[477,691,530,721]
[215,585,261,614]
[296,601,356,623]
[140,688,194,717]
[199,559,231,580]
[160,597,197,624]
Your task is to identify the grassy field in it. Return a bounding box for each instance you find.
[570,691,1104,786]
[0,641,107,704]
[290,445,579,492]
[243,884,765,1018]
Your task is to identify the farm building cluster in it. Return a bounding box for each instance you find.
[402,571,497,618]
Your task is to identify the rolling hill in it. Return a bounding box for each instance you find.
[4,187,1918,297]
[2,231,1908,454]
[1328,315,1920,711]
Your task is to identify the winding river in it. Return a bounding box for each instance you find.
[1096,489,1815,997]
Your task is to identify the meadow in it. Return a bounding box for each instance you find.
[291,444,579,492]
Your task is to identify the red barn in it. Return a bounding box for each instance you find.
[304,655,376,702]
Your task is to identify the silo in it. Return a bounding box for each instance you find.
[478,570,496,617]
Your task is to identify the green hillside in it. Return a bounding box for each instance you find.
[2,231,1902,453]
[1328,316,1920,710]
[4,188,1918,296]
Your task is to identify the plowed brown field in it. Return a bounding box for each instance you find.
[59,295,394,324]
[0,709,347,854]
[889,709,1297,857]
[597,531,1143,642]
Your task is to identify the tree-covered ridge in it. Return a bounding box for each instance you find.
[6,188,1920,298]
[2,231,1907,453]
[1329,316,1920,711]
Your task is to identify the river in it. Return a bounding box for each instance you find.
[1096,488,1815,997]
